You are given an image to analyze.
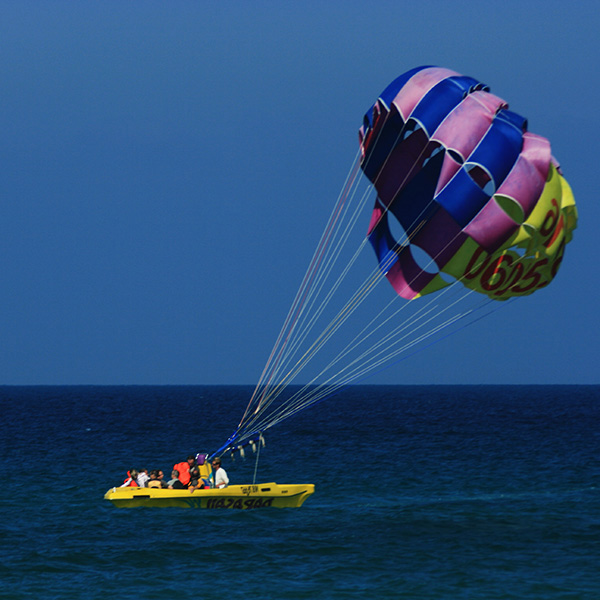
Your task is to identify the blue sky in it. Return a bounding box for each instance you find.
[0,1,597,385]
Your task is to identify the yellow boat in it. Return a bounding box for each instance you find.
[104,482,315,509]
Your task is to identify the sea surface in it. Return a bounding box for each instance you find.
[0,385,598,599]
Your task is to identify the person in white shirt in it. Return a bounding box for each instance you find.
[137,468,149,488]
[211,457,229,488]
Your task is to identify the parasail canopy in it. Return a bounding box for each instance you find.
[360,66,577,301]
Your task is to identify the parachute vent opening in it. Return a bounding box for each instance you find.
[448,149,464,165]
[463,83,489,99]
[410,244,439,275]
[495,194,525,224]
[422,145,444,169]
[494,102,510,115]
[521,223,536,239]
[466,163,495,196]
[387,212,410,248]
[401,119,423,142]
[438,270,458,285]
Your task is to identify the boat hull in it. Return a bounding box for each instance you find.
[104,482,315,509]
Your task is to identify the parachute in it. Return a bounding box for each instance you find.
[360,66,577,301]
[212,66,577,458]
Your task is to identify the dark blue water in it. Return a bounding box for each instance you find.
[1,385,598,599]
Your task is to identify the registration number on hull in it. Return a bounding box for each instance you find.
[206,497,275,509]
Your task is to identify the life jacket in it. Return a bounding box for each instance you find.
[173,461,191,486]
[123,471,139,487]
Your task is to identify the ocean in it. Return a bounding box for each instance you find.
[0,385,598,599]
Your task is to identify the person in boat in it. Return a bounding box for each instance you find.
[187,466,200,488]
[156,469,169,488]
[187,466,210,493]
[157,470,167,487]
[173,455,196,487]
[167,469,185,490]
[147,470,162,488]
[137,468,149,488]
[211,457,229,489]
[120,469,139,487]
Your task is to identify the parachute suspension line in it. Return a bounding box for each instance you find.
[248,239,372,419]
[244,150,401,424]
[246,181,426,422]
[232,288,498,445]
[260,289,483,429]
[249,160,368,418]
[241,297,507,439]
[243,277,484,434]
[239,151,364,427]
[240,259,385,432]
[241,239,383,430]
[245,267,504,435]
[251,296,494,433]
[226,247,518,448]
[263,180,373,391]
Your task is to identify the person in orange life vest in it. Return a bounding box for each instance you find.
[173,455,196,487]
[120,469,139,487]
